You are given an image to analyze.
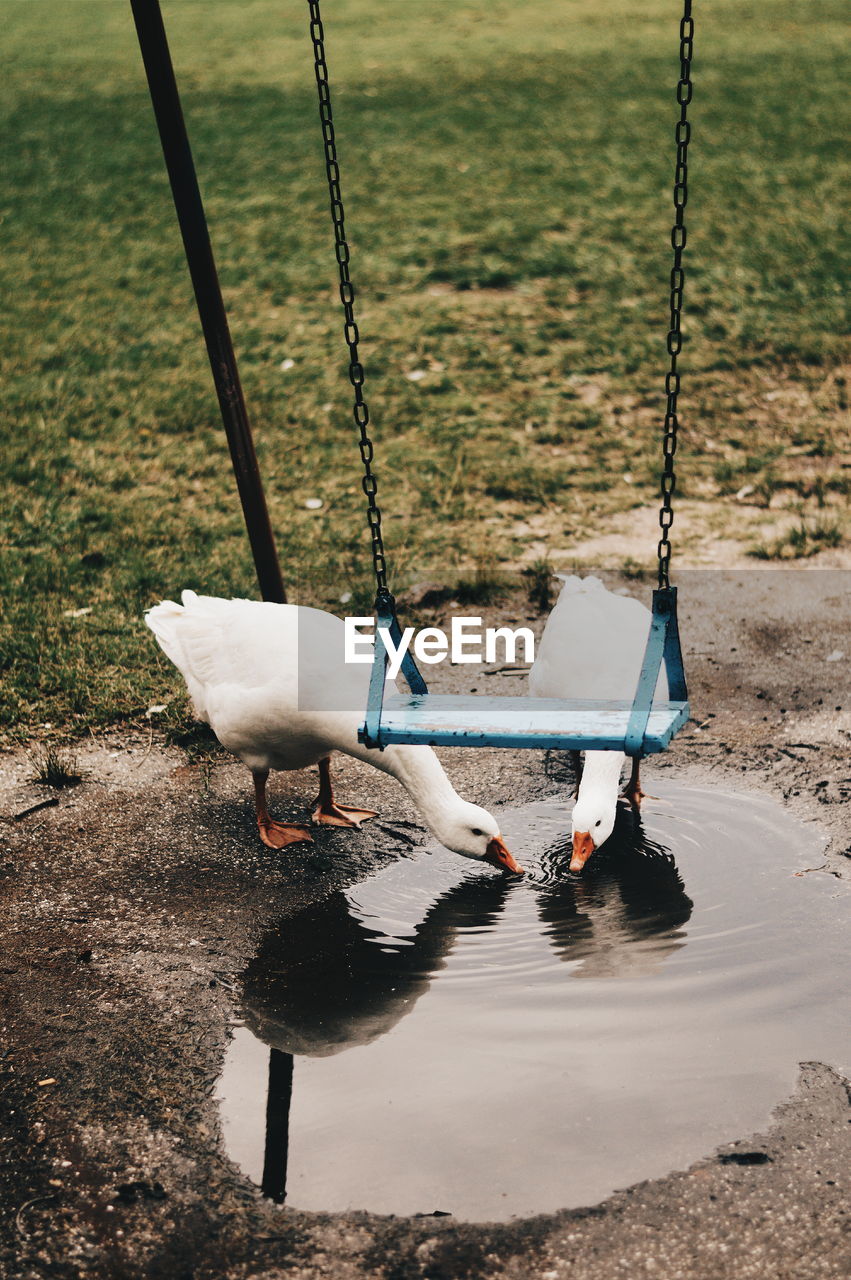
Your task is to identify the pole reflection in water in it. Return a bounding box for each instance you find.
[216,785,849,1220]
[261,1049,293,1204]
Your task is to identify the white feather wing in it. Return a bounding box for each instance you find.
[144,594,374,764]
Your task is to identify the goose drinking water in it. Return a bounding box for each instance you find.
[145,592,522,873]
[530,575,665,873]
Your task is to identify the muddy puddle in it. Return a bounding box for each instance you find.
[215,783,849,1221]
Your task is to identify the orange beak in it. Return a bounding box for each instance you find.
[570,830,596,873]
[484,835,524,875]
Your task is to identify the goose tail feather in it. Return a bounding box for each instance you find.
[144,598,189,673]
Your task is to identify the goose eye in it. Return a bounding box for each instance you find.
[595,820,602,828]
[471,827,483,837]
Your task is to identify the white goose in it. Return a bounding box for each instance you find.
[145,591,522,873]
[529,575,665,873]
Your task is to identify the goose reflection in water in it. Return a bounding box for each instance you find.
[239,812,692,1205]
[535,810,693,978]
[242,873,515,1202]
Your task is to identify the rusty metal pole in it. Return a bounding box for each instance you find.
[129,0,286,603]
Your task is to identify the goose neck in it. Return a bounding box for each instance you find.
[385,745,459,811]
[578,750,625,804]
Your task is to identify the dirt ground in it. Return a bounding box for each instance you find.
[2,570,849,1280]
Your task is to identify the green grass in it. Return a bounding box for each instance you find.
[1,0,849,741]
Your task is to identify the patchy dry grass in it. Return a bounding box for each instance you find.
[29,743,82,789]
[749,516,845,561]
[1,0,849,741]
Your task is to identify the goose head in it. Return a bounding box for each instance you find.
[568,752,623,873]
[432,799,523,874]
[370,745,523,874]
[570,795,617,873]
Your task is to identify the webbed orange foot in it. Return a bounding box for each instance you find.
[311,756,377,829]
[258,820,314,850]
[311,801,378,829]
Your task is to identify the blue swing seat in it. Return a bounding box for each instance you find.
[369,692,688,753]
[359,586,689,756]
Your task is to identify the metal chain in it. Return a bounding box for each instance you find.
[306,0,692,593]
[306,0,389,599]
[657,0,695,589]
